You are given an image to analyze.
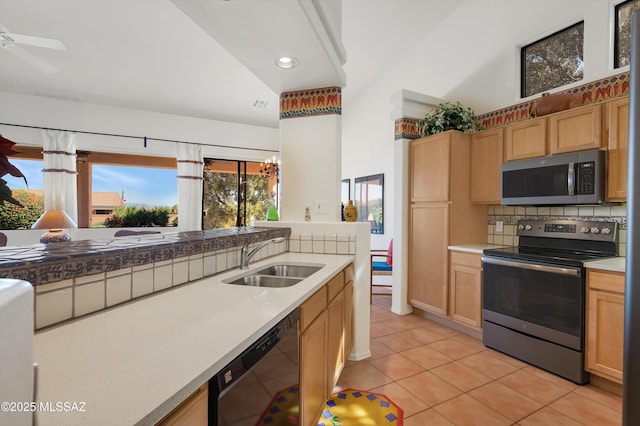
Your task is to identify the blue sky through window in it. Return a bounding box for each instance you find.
[5,159,177,208]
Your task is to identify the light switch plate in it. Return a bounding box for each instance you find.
[496,220,504,233]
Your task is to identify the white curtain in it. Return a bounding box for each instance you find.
[176,143,204,231]
[42,130,78,223]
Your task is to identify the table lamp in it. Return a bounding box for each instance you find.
[31,210,77,244]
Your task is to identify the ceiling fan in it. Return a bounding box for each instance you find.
[0,26,66,74]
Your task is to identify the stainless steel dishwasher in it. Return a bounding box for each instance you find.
[208,308,300,425]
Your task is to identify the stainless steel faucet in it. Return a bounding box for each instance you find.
[241,237,285,269]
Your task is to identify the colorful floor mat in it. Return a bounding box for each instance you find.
[257,385,403,426]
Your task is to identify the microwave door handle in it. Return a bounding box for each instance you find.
[567,162,575,195]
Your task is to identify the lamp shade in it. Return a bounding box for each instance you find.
[32,210,77,230]
[31,210,77,244]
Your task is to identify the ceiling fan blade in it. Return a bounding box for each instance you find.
[2,32,66,50]
[4,44,59,74]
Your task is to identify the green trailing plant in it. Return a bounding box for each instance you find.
[420,101,483,136]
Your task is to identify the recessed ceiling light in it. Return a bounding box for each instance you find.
[275,57,298,69]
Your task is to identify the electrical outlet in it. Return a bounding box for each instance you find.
[496,220,504,233]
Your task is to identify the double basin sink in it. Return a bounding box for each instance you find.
[222,263,324,288]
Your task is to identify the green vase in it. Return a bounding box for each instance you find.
[266,203,279,221]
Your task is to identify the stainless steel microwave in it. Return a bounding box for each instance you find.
[501,149,605,205]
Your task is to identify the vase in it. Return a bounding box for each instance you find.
[344,200,358,222]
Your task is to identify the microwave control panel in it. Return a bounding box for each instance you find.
[576,161,595,195]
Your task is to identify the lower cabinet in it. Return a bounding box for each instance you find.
[449,251,482,330]
[299,263,354,426]
[156,384,208,426]
[586,269,625,384]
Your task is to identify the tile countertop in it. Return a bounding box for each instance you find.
[33,252,354,426]
[584,256,626,273]
[448,244,510,254]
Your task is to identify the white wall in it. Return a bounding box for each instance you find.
[342,0,621,246]
[0,91,279,162]
[280,114,342,221]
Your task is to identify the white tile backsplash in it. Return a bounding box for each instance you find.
[36,288,73,329]
[172,259,189,286]
[154,263,173,291]
[204,253,217,276]
[106,274,131,307]
[75,281,105,316]
[189,254,204,281]
[132,268,154,298]
[35,279,72,294]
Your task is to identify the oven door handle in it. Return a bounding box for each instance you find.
[481,256,581,277]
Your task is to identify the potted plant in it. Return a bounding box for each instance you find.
[420,101,483,136]
[0,135,27,207]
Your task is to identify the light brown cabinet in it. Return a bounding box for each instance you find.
[299,264,354,426]
[157,384,208,426]
[327,271,346,392]
[606,97,630,201]
[410,203,449,314]
[586,269,625,384]
[504,116,547,161]
[344,264,355,359]
[300,300,328,426]
[449,251,482,329]
[470,128,503,204]
[409,131,487,316]
[410,132,451,202]
[548,103,603,154]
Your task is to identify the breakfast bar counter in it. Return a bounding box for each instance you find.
[33,252,354,426]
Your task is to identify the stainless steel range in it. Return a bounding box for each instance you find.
[482,219,617,384]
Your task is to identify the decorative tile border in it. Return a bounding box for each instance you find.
[0,227,291,286]
[477,71,630,129]
[280,86,341,119]
[394,118,422,140]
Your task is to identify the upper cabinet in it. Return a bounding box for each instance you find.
[410,132,452,202]
[606,97,630,201]
[504,117,547,161]
[548,103,603,154]
[471,128,503,204]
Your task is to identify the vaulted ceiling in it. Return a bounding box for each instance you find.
[0,0,463,129]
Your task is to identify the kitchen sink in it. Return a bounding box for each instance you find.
[256,264,323,278]
[222,262,324,288]
[224,275,303,288]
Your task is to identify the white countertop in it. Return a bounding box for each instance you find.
[448,244,509,254]
[585,256,626,273]
[33,252,354,426]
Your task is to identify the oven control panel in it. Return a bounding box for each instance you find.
[516,220,617,242]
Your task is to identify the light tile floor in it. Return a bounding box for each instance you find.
[334,295,622,426]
